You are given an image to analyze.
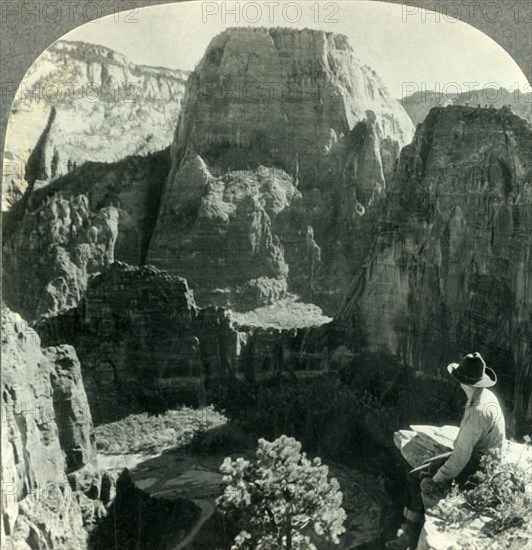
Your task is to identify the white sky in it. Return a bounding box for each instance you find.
[60,0,529,99]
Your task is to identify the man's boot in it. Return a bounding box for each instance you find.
[385,519,423,550]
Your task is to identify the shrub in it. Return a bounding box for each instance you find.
[437,438,532,547]
[217,435,346,550]
[190,423,253,455]
[464,443,532,536]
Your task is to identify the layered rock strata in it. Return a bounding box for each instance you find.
[1,307,97,548]
[147,27,414,313]
[338,106,532,435]
[3,40,188,209]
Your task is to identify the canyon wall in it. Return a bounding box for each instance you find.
[3,40,188,210]
[3,149,171,320]
[338,106,532,435]
[4,28,414,321]
[37,262,328,425]
[1,307,97,548]
[147,27,414,314]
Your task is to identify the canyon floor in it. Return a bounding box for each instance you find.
[97,410,391,550]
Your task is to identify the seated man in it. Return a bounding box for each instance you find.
[386,352,506,550]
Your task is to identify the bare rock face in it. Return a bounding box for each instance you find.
[1,307,96,548]
[4,194,118,320]
[401,88,532,127]
[338,106,532,436]
[37,262,218,423]
[37,262,330,424]
[147,27,414,313]
[3,149,171,320]
[3,40,188,210]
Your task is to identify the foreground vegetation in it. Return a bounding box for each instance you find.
[218,435,346,550]
[207,353,463,468]
[435,441,532,548]
[94,406,226,454]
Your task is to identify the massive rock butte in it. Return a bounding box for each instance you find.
[37,262,330,425]
[338,105,532,436]
[147,27,414,314]
[1,307,98,548]
[3,39,188,210]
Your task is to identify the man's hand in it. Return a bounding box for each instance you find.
[420,477,438,492]
[420,477,447,509]
[419,470,432,480]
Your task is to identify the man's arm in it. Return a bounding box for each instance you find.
[432,409,483,484]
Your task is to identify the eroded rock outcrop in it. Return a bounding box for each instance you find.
[338,106,532,436]
[1,307,97,548]
[3,40,188,210]
[37,262,331,424]
[147,27,414,313]
[4,194,118,320]
[3,149,171,320]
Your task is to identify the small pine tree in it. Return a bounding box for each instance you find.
[217,435,346,550]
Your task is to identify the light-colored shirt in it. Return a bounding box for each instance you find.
[432,388,506,484]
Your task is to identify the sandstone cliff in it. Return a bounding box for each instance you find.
[1,307,97,548]
[338,106,532,436]
[37,262,329,425]
[147,27,414,313]
[401,88,532,127]
[3,149,170,320]
[3,40,188,210]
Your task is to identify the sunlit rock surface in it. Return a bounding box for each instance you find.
[3,40,188,210]
[147,27,414,313]
[395,425,529,470]
[1,307,97,548]
[338,106,532,436]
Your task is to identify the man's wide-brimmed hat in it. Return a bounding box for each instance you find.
[447,352,497,388]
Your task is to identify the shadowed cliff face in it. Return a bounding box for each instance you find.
[3,40,188,210]
[37,262,331,425]
[338,106,532,435]
[147,27,414,314]
[3,149,171,320]
[1,308,97,547]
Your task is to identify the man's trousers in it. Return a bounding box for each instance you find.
[404,451,481,521]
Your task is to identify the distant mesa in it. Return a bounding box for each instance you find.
[401,87,532,127]
[3,39,189,210]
